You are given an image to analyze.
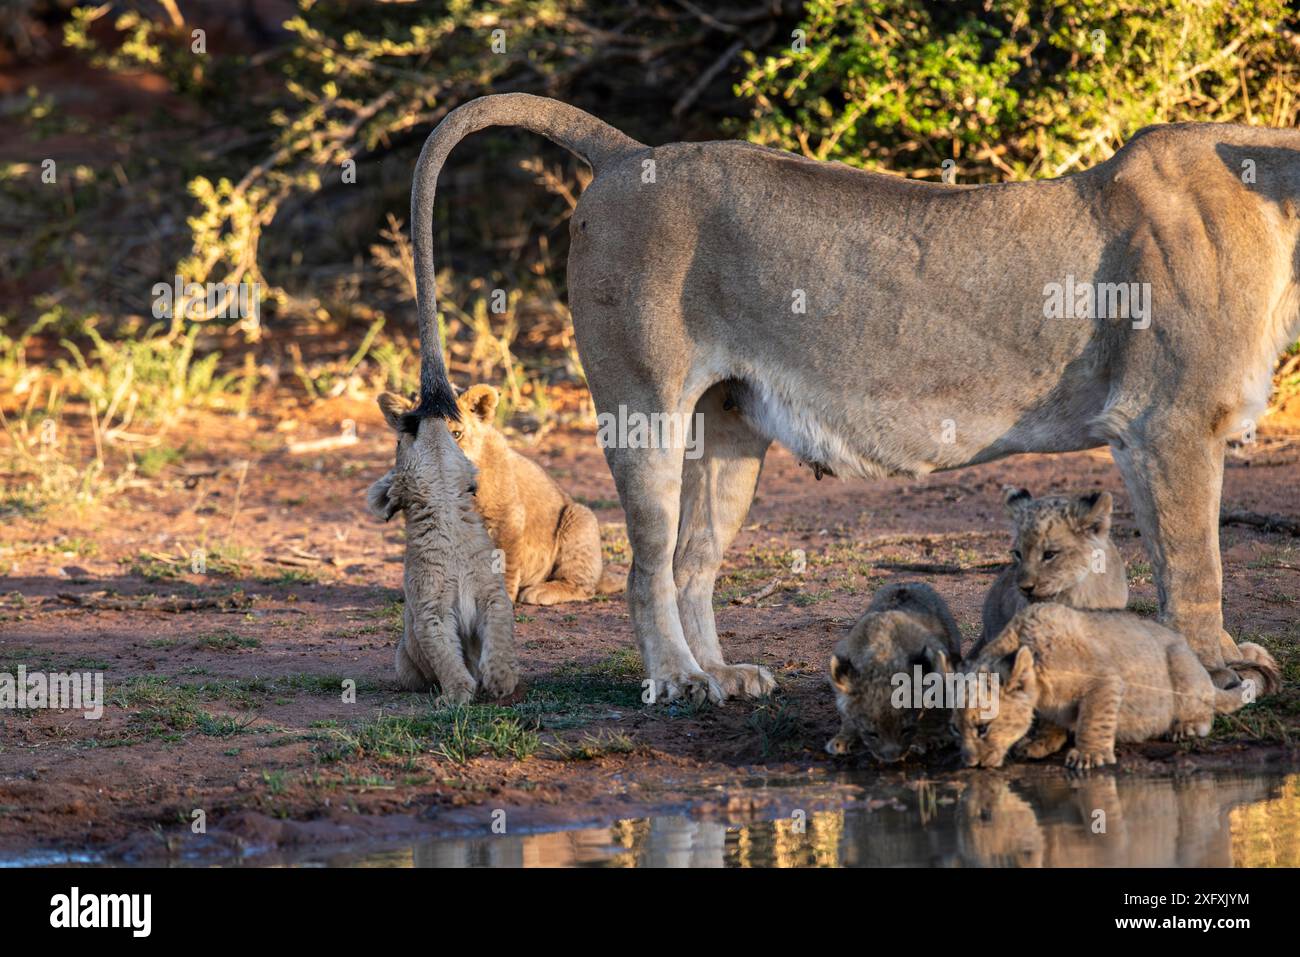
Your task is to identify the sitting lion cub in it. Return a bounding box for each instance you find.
[450,384,625,605]
[973,487,1127,657]
[826,582,963,763]
[956,604,1278,770]
[367,393,517,704]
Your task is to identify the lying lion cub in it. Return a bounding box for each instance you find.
[450,384,625,605]
[826,582,963,763]
[974,487,1128,658]
[956,604,1278,770]
[367,393,517,704]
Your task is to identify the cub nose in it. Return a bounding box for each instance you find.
[875,743,904,763]
[1018,583,1035,598]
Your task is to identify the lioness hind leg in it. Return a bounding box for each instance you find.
[673,382,775,700]
[518,502,604,605]
[1110,422,1237,683]
[600,423,721,705]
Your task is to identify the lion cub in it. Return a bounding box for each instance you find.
[974,487,1127,657]
[826,582,963,763]
[367,393,517,704]
[451,384,625,605]
[956,604,1277,770]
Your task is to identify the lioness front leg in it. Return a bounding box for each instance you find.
[1110,423,1238,685]
[1066,677,1122,769]
[673,384,775,699]
[605,439,722,705]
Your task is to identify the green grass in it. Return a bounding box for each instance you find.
[550,729,636,760]
[134,444,184,478]
[746,701,804,758]
[319,703,541,764]
[194,631,261,652]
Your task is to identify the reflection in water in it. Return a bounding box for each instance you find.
[304,771,1300,868]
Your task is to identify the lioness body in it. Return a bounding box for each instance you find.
[826,582,962,762]
[408,95,1300,702]
[957,604,1276,769]
[452,385,625,604]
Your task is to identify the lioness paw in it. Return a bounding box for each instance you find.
[704,663,776,700]
[653,670,724,706]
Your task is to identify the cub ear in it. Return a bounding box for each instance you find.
[462,384,499,423]
[377,392,414,432]
[1002,485,1032,515]
[366,471,400,522]
[1004,646,1036,693]
[830,654,857,692]
[1071,490,1113,536]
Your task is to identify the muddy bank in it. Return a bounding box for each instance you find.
[2,399,1299,858]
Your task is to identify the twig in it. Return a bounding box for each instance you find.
[732,577,783,605]
[873,561,1005,575]
[54,591,254,613]
[1220,509,1300,536]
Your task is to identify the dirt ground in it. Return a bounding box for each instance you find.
[2,392,1299,862]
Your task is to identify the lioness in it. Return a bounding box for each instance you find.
[404,94,1300,702]
[956,604,1279,770]
[974,487,1128,657]
[450,383,625,604]
[367,393,517,704]
[826,582,962,762]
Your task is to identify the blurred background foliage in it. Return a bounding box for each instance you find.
[1,0,1298,446]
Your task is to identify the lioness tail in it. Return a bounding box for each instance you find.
[405,94,645,431]
[1227,641,1282,698]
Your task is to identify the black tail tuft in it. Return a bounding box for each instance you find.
[400,382,461,435]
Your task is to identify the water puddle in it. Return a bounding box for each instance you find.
[13,768,1298,867]
[212,768,1300,867]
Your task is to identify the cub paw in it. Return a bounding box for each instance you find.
[1064,747,1115,770]
[433,682,476,708]
[480,663,518,700]
[825,733,855,756]
[703,663,776,700]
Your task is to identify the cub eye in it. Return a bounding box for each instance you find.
[977,724,992,739]
[1042,549,1058,562]
[1011,549,1022,562]
[451,430,463,440]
